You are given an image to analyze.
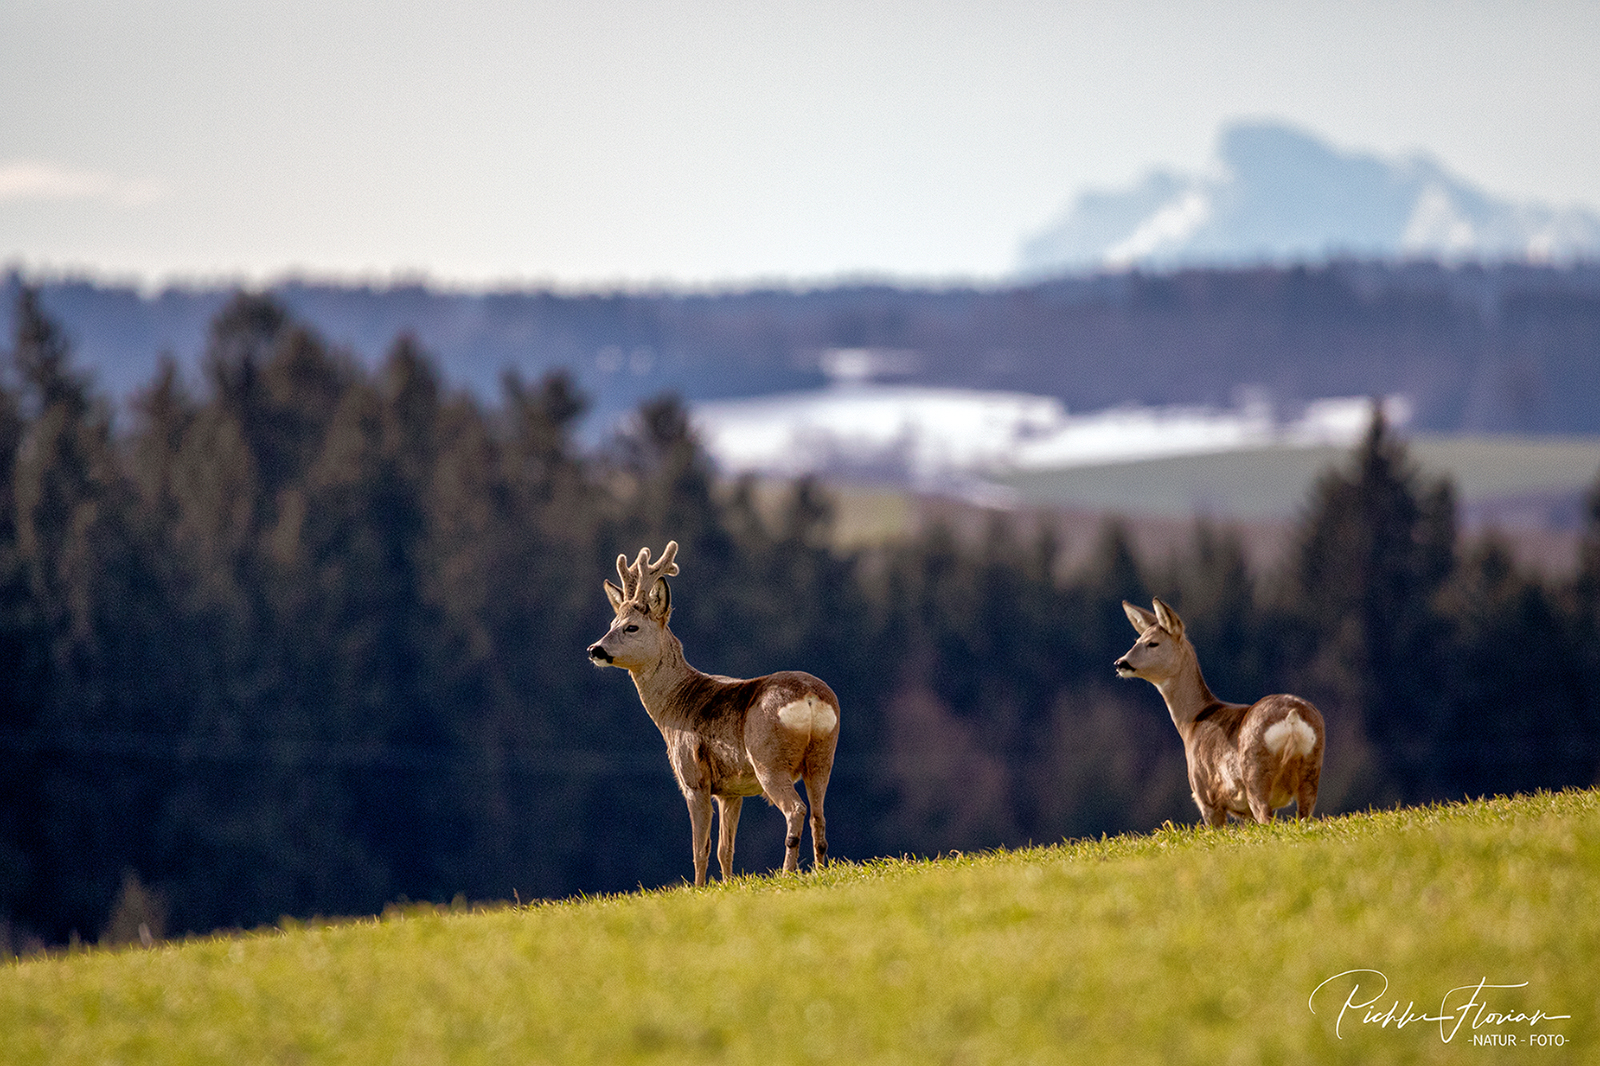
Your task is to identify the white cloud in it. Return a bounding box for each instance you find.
[0,161,166,206]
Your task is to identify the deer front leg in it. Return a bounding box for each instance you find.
[687,789,714,886]
[715,795,743,882]
[1192,789,1228,827]
[1188,769,1228,827]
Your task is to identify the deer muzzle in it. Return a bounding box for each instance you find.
[588,642,613,664]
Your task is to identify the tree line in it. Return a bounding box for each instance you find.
[12,261,1600,433]
[3,287,1598,949]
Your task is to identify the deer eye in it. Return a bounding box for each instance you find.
[624,624,640,633]
[1146,640,1160,648]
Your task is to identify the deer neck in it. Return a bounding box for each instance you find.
[1152,646,1221,741]
[627,627,699,725]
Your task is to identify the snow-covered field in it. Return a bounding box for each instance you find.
[692,385,1410,491]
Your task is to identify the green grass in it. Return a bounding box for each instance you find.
[5,790,1597,1064]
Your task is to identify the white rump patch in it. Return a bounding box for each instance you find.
[1264,712,1316,759]
[777,695,838,735]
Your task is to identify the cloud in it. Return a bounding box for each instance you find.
[0,161,166,206]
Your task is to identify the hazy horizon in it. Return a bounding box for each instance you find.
[4,0,1598,289]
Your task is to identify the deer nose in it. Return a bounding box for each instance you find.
[588,643,612,663]
[1114,657,1132,673]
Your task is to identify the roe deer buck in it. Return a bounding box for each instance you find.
[1115,598,1324,825]
[587,541,840,885]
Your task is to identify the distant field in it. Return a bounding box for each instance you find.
[745,435,1600,574]
[1002,435,1600,521]
[749,479,919,548]
[4,790,1594,1065]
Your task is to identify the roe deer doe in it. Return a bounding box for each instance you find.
[1115,598,1324,825]
[587,542,840,885]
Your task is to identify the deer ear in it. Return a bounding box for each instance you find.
[604,580,625,612]
[646,577,672,619]
[1152,598,1185,640]
[1123,600,1158,634]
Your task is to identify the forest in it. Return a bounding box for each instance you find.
[9,260,1600,433]
[3,285,1600,950]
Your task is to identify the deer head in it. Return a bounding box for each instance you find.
[1114,597,1190,685]
[588,541,680,670]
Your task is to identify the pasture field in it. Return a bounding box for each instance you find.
[1002,434,1600,520]
[3,789,1596,1064]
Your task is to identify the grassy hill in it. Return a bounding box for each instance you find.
[4,790,1595,1064]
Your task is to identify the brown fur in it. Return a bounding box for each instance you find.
[1115,598,1325,825]
[588,542,840,885]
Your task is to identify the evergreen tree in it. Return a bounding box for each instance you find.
[6,287,166,938]
[1074,517,1151,671]
[9,281,1598,943]
[1575,466,1600,653]
[1282,407,1456,798]
[1566,467,1600,784]
[1437,538,1594,794]
[0,303,46,932]
[1158,520,1270,705]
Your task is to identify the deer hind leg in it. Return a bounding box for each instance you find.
[802,761,832,869]
[754,765,808,873]
[715,795,743,882]
[687,790,714,887]
[1295,760,1321,820]
[1244,750,1285,824]
[1245,773,1278,824]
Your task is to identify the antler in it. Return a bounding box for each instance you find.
[614,541,680,605]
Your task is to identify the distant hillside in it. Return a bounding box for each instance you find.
[1003,435,1600,524]
[1019,121,1600,274]
[5,260,1600,433]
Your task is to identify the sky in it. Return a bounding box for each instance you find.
[3,0,1598,290]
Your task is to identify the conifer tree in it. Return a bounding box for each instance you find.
[6,287,166,938]
[1159,520,1269,705]
[1437,538,1592,794]
[1283,406,1455,797]
[0,301,46,934]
